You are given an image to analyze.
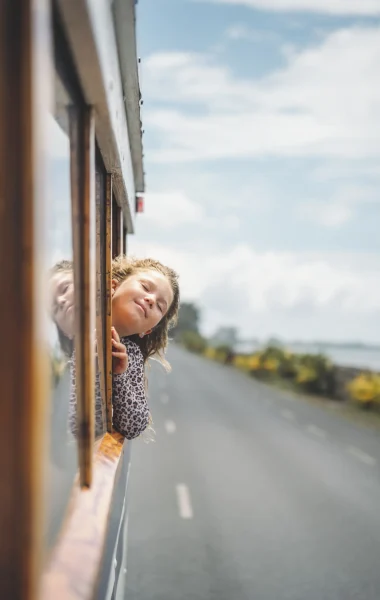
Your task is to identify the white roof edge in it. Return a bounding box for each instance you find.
[112,0,145,195]
[57,0,140,233]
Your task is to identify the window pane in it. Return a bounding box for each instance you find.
[95,163,109,438]
[94,153,107,441]
[44,73,77,551]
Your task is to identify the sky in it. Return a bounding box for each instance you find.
[129,0,380,344]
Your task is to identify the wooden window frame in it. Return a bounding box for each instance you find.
[96,156,107,437]
[112,196,124,258]
[0,1,52,598]
[119,205,124,255]
[41,431,125,599]
[54,2,96,489]
[95,153,113,434]
[123,224,128,256]
[70,105,96,488]
[41,7,128,599]
[0,2,130,597]
[105,175,114,433]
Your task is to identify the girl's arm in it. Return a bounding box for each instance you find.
[68,355,77,436]
[68,352,105,439]
[112,339,150,440]
[69,339,150,440]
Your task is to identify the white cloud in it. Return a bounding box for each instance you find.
[196,0,380,16]
[143,27,380,163]
[128,238,380,342]
[140,191,204,228]
[226,24,250,40]
[299,185,380,228]
[300,201,352,228]
[226,24,280,43]
[311,160,380,182]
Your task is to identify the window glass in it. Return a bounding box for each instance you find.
[43,74,107,550]
[95,163,109,438]
[93,150,106,442]
[44,73,77,551]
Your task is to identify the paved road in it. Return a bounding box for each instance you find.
[126,345,380,600]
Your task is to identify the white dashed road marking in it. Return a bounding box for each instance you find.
[165,420,176,434]
[176,484,193,519]
[281,409,295,422]
[348,446,376,466]
[306,425,326,439]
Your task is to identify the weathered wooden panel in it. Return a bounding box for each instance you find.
[41,433,126,600]
[0,1,51,598]
[70,107,96,488]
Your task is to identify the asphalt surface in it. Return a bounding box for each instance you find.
[126,345,380,600]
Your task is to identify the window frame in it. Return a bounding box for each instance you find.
[112,195,124,258]
[105,174,114,433]
[54,3,96,488]
[41,4,131,597]
[96,152,113,434]
[0,1,52,598]
[0,0,141,595]
[69,104,96,487]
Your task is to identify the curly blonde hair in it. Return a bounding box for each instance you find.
[112,255,180,368]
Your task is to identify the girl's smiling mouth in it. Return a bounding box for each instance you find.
[134,301,147,318]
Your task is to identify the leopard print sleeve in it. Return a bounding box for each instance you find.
[68,353,77,436]
[112,338,150,440]
[69,339,149,440]
[68,351,105,439]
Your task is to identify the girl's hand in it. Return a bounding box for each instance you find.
[112,327,128,375]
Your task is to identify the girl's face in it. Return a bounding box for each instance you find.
[111,269,174,337]
[49,271,75,339]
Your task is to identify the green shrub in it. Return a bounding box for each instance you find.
[214,344,234,364]
[260,346,298,379]
[180,330,207,354]
[295,353,335,396]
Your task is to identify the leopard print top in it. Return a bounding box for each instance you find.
[69,338,150,440]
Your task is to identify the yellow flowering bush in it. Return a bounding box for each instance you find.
[204,346,217,360]
[204,346,230,363]
[234,348,287,377]
[296,365,317,385]
[248,353,262,371]
[207,343,336,397]
[262,357,279,372]
[203,339,380,409]
[347,373,380,406]
[233,355,252,370]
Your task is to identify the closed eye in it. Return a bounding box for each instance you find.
[59,283,69,294]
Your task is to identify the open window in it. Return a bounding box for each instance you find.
[0,0,144,598]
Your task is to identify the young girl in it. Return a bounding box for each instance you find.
[49,259,75,359]
[49,256,180,440]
